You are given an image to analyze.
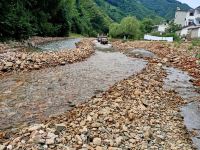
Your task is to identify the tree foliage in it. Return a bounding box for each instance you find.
[109,16,141,39]
[166,22,182,33]
[140,18,154,34]
[0,0,111,40]
[0,0,73,40]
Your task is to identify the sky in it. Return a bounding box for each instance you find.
[177,0,200,8]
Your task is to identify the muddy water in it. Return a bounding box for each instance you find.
[0,42,147,130]
[36,38,81,51]
[164,67,200,149]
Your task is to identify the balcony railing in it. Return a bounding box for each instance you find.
[195,14,200,19]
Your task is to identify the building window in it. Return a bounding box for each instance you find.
[190,12,194,16]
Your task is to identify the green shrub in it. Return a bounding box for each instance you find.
[192,39,200,47]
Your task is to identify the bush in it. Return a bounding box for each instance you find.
[192,39,200,47]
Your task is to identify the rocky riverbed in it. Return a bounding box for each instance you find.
[0,38,94,77]
[0,39,199,150]
[0,63,194,150]
[112,40,200,87]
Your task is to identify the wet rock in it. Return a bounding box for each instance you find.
[128,49,155,58]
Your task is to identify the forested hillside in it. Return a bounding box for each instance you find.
[0,0,191,41]
[94,0,191,21]
[0,0,111,40]
[138,0,191,19]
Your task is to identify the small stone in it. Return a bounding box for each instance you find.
[96,146,104,150]
[115,136,123,146]
[93,137,102,146]
[43,145,48,149]
[55,123,66,132]
[37,138,46,144]
[143,127,153,140]
[33,64,40,69]
[129,139,136,143]
[60,61,66,65]
[75,135,82,144]
[122,125,128,132]
[87,115,92,122]
[21,140,26,144]
[5,62,13,67]
[163,58,168,62]
[21,54,27,60]
[157,63,162,67]
[128,113,135,121]
[46,138,55,145]
[80,126,88,133]
[16,60,22,65]
[47,132,58,139]
[108,147,122,150]
[0,145,5,150]
[28,124,44,131]
[7,145,12,150]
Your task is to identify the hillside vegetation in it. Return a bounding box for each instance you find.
[94,0,190,21]
[0,0,191,41]
[0,0,111,40]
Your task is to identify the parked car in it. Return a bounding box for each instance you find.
[100,36,108,44]
[97,35,108,44]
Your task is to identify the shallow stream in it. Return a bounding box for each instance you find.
[0,39,147,129]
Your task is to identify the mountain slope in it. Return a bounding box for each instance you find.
[94,0,191,21]
[138,0,191,19]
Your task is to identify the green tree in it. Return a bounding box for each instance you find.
[120,16,140,39]
[140,18,154,34]
[109,23,121,38]
[167,22,182,33]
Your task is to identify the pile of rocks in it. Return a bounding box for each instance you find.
[0,64,193,149]
[0,39,94,76]
[112,40,200,87]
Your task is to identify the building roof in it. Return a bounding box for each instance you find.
[180,25,200,30]
[177,6,200,12]
[196,6,200,11]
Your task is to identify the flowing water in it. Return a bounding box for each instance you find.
[0,39,147,130]
[164,67,200,149]
[36,38,81,51]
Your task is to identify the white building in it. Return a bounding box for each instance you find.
[153,23,169,34]
[175,6,200,39]
[175,7,200,27]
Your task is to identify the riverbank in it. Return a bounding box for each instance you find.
[0,38,94,77]
[0,63,194,149]
[112,40,200,87]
